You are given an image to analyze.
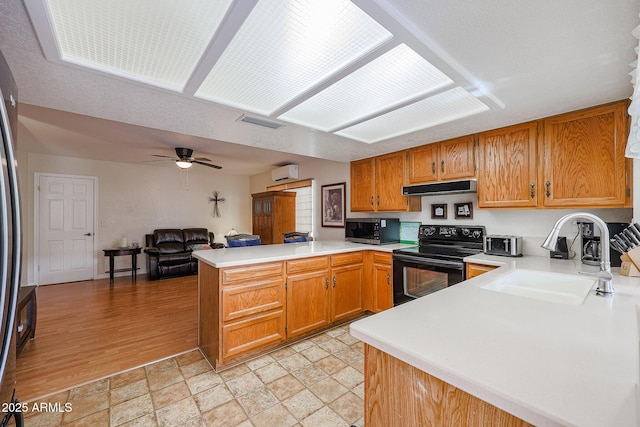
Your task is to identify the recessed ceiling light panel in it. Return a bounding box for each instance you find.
[279,44,454,131]
[336,87,490,143]
[44,0,233,90]
[195,0,393,115]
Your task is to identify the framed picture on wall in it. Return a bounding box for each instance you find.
[321,182,346,227]
[454,202,473,219]
[431,203,447,219]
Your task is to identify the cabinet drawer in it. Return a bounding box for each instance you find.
[221,310,285,361]
[331,252,363,266]
[287,256,329,274]
[222,279,285,322]
[221,262,283,284]
[372,251,392,265]
[466,263,498,279]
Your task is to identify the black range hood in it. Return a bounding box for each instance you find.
[402,179,477,196]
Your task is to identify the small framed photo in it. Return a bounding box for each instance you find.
[431,203,447,219]
[321,182,346,227]
[454,202,473,219]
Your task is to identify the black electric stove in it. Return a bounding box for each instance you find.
[392,225,486,304]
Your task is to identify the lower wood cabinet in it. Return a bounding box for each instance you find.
[331,252,364,322]
[371,252,393,313]
[198,252,374,369]
[466,262,498,279]
[286,257,331,338]
[364,345,532,426]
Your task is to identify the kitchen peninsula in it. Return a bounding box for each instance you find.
[192,241,412,370]
[350,255,640,426]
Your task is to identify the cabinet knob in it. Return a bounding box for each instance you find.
[545,181,551,197]
[441,160,445,173]
[431,162,436,174]
[325,277,329,290]
[377,195,380,206]
[370,196,374,206]
[386,272,391,285]
[333,275,337,288]
[530,182,535,199]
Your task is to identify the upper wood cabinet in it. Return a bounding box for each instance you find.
[541,102,631,208]
[477,122,538,208]
[350,151,421,212]
[408,135,476,184]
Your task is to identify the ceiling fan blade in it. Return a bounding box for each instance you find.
[152,154,176,159]
[193,160,222,169]
[142,159,173,163]
[193,157,212,162]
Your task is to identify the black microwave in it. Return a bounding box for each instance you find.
[345,218,400,245]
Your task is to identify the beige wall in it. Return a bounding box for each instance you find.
[23,153,251,284]
[250,158,350,241]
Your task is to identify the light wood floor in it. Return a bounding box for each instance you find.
[15,274,198,402]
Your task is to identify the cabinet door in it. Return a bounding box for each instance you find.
[408,144,438,183]
[372,262,393,313]
[375,152,408,211]
[351,158,375,211]
[542,102,629,208]
[287,270,331,338]
[332,263,364,322]
[477,122,538,208]
[439,136,476,181]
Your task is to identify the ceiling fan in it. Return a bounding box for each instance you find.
[152,147,222,170]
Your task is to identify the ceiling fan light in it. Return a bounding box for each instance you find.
[176,160,193,169]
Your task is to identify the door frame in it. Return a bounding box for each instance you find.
[34,172,99,285]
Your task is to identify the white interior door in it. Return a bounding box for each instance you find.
[38,174,95,285]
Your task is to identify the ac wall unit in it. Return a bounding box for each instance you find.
[272,164,299,182]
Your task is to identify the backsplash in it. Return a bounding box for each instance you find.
[349,192,633,258]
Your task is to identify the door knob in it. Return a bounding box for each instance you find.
[84,232,93,236]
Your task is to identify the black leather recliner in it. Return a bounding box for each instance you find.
[144,228,223,280]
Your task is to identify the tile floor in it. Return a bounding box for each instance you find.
[22,324,364,427]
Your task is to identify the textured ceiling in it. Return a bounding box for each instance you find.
[0,0,638,175]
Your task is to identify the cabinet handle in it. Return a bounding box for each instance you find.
[545,181,551,197]
[431,162,436,174]
[377,195,380,206]
[441,160,445,173]
[325,277,329,290]
[530,182,535,199]
[386,272,391,285]
[333,275,337,288]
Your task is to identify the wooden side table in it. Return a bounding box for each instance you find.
[103,247,142,284]
[16,286,36,356]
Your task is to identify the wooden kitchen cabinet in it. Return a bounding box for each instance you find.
[408,135,476,184]
[371,252,393,313]
[252,191,296,244]
[466,262,498,279]
[350,152,421,212]
[541,101,631,208]
[199,261,286,369]
[477,122,538,208]
[350,158,376,211]
[286,257,331,338]
[331,252,364,322]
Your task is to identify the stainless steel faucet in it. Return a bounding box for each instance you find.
[541,212,613,296]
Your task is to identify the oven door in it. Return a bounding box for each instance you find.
[392,253,464,305]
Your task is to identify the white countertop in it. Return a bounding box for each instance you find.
[350,254,640,427]
[192,240,415,268]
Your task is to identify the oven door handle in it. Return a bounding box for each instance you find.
[393,254,464,270]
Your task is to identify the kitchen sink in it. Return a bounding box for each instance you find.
[480,269,595,305]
